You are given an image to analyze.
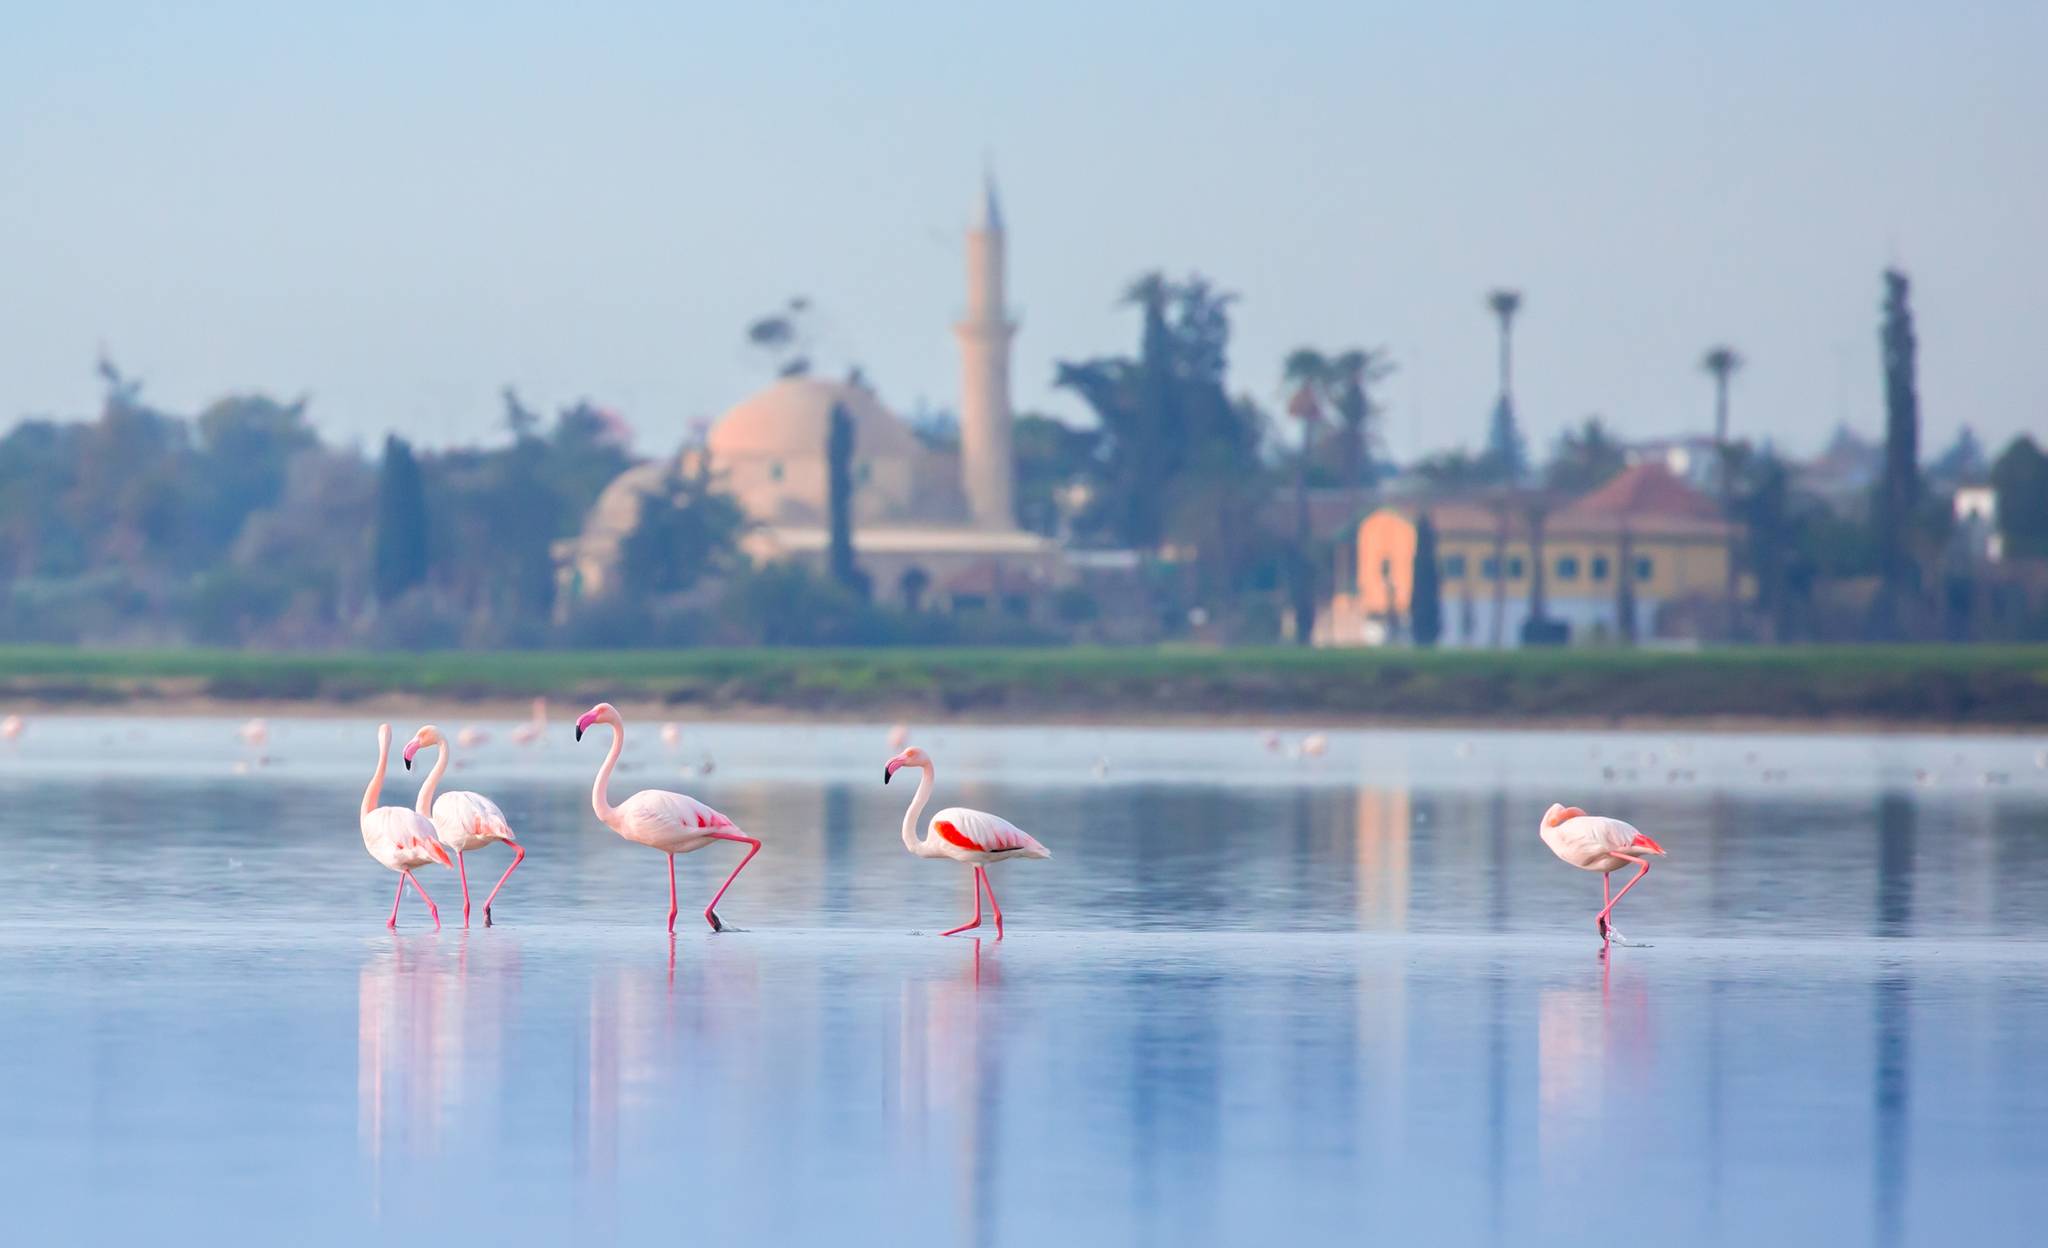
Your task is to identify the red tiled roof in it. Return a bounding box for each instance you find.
[1557,463,1722,522]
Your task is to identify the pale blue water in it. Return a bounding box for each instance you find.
[0,717,2044,1245]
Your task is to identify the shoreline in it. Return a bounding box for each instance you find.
[2,691,2040,737]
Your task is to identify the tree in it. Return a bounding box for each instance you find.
[1481,289,1528,483]
[372,435,429,604]
[1545,417,1626,494]
[617,462,747,598]
[826,399,866,598]
[1281,365,1323,645]
[1873,269,1922,637]
[1012,413,1100,537]
[1054,272,1261,553]
[1991,436,2048,559]
[1411,513,1443,646]
[1701,345,1744,638]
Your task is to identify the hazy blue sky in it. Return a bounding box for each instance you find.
[2,1,2042,462]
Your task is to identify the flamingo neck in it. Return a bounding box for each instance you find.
[591,721,623,826]
[900,762,936,857]
[416,742,449,816]
[363,728,390,818]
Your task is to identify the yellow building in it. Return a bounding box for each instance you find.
[1317,464,1741,647]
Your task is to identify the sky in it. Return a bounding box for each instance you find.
[2,1,2043,464]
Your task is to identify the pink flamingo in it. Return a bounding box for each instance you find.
[885,746,1051,938]
[360,723,452,928]
[403,725,526,926]
[509,698,548,747]
[575,702,761,933]
[1539,802,1667,943]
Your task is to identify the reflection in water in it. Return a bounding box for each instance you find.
[8,724,2046,1243]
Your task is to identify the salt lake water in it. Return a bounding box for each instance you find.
[1,716,2044,1245]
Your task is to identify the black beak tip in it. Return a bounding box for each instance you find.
[575,726,584,742]
[883,767,892,784]
[403,758,411,771]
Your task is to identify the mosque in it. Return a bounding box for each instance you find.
[555,177,1070,617]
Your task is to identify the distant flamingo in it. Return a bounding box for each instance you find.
[576,702,761,933]
[238,717,268,747]
[404,725,526,926]
[887,724,911,750]
[0,714,23,741]
[885,746,1051,938]
[1300,733,1328,757]
[660,722,682,748]
[360,723,452,928]
[509,698,548,746]
[1539,802,1666,944]
[456,725,490,750]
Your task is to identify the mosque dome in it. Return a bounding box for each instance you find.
[707,377,922,463]
[701,376,951,526]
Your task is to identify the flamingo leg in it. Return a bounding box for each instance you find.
[701,832,761,933]
[403,870,441,929]
[1600,874,1612,942]
[941,867,983,936]
[979,867,1005,940]
[480,843,525,927]
[388,874,406,928]
[1596,853,1650,937]
[667,854,679,933]
[457,851,472,925]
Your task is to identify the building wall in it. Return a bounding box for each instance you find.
[1320,505,1738,647]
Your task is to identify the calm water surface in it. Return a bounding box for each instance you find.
[1,717,2044,1245]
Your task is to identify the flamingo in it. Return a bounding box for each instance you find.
[403,725,526,926]
[0,714,23,740]
[887,723,911,750]
[576,702,761,933]
[1539,802,1666,944]
[360,723,452,928]
[456,725,490,750]
[660,722,682,748]
[238,717,268,747]
[884,746,1051,939]
[509,698,548,746]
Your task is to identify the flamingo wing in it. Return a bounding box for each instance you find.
[363,806,452,867]
[433,790,516,845]
[933,807,1051,858]
[617,789,741,849]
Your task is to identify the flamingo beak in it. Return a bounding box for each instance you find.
[883,759,900,784]
[575,725,584,742]
[402,742,418,770]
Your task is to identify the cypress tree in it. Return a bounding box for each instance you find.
[826,400,865,598]
[372,435,428,604]
[1410,513,1443,646]
[1874,268,1921,636]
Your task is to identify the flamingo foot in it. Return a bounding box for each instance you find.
[940,918,982,937]
[386,917,398,930]
[705,909,728,933]
[483,906,493,927]
[1606,927,1652,948]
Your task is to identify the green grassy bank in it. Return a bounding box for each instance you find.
[1,644,2045,726]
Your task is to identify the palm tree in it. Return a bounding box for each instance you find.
[1701,345,1744,638]
[1484,290,1528,481]
[1281,351,1329,645]
[1488,290,1522,396]
[1328,348,1394,490]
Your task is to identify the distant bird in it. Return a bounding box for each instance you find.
[0,714,24,740]
[1301,734,1328,758]
[1538,802,1666,944]
[238,718,268,747]
[509,698,548,747]
[1261,730,1283,753]
[404,725,526,926]
[455,726,490,750]
[577,703,761,933]
[1091,756,1110,780]
[885,746,1051,938]
[360,723,452,928]
[660,722,683,749]
[888,724,911,750]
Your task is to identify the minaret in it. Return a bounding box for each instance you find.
[956,173,1017,530]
